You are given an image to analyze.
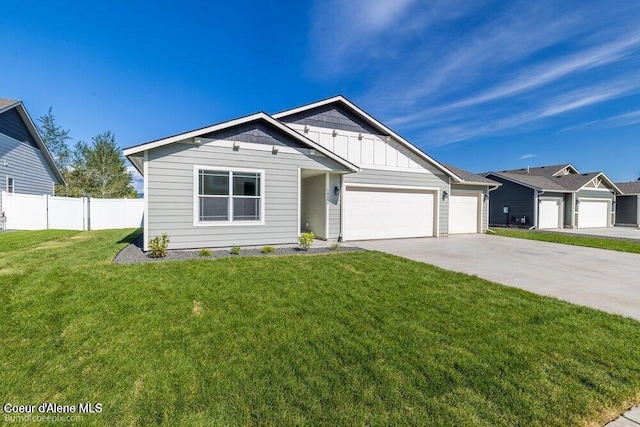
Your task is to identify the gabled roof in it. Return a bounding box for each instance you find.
[443,164,501,187]
[0,98,65,184]
[488,170,621,194]
[615,181,640,195]
[123,111,360,175]
[273,95,465,183]
[497,163,577,178]
[487,172,570,192]
[0,98,19,111]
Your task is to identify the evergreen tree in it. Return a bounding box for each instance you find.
[69,131,137,198]
[37,107,72,171]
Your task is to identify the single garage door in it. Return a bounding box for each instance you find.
[579,199,609,228]
[343,186,434,240]
[449,194,479,234]
[538,199,561,229]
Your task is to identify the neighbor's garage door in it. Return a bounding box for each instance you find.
[538,199,562,229]
[449,194,479,234]
[343,186,435,240]
[578,200,609,228]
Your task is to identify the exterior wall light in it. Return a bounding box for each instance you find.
[334,186,340,196]
[442,190,448,201]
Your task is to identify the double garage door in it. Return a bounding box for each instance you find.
[343,186,435,240]
[342,186,481,240]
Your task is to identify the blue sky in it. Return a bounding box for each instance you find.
[2,1,640,192]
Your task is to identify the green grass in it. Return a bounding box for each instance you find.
[490,227,640,254]
[1,229,640,426]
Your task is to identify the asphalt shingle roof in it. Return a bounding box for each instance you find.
[498,164,573,178]
[0,98,18,110]
[488,172,570,192]
[552,172,604,191]
[443,164,499,185]
[616,181,640,195]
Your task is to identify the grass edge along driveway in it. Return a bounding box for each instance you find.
[489,227,640,254]
[1,229,640,426]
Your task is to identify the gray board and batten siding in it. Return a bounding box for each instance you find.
[0,110,58,212]
[145,122,351,250]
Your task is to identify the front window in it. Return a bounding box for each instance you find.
[197,169,262,223]
[7,177,14,193]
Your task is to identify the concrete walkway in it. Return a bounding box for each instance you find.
[354,234,640,320]
[606,405,640,426]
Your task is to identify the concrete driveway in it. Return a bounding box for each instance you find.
[355,235,640,320]
[551,226,640,240]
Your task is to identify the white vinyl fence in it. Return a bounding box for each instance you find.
[1,191,143,231]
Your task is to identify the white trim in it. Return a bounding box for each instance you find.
[297,167,301,235]
[11,102,66,185]
[272,95,464,182]
[124,112,359,173]
[192,165,266,227]
[344,183,441,192]
[577,197,614,202]
[201,138,302,155]
[325,173,330,239]
[359,165,433,174]
[143,151,149,251]
[580,186,614,192]
[6,176,14,193]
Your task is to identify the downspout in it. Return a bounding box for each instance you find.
[529,189,545,230]
[338,174,344,242]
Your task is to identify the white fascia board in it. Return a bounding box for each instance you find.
[14,102,66,185]
[123,112,267,156]
[123,112,359,173]
[273,95,464,183]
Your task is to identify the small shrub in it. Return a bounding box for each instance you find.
[230,245,241,255]
[298,232,315,251]
[261,245,276,254]
[148,233,169,258]
[329,242,340,251]
[198,248,211,257]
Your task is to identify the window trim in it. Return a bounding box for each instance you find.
[193,165,265,227]
[6,176,14,193]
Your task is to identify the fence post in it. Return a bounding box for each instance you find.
[46,195,50,230]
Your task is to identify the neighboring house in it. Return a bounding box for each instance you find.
[124,95,499,250]
[615,181,640,227]
[0,98,65,213]
[485,164,620,229]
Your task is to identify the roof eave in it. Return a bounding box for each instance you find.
[11,102,66,185]
[273,95,464,183]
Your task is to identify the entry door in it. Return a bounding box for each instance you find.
[343,186,435,240]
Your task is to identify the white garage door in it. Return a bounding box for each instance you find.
[579,200,609,228]
[343,186,434,240]
[538,199,561,229]
[449,194,479,234]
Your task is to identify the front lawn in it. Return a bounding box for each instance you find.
[1,229,639,425]
[489,227,640,254]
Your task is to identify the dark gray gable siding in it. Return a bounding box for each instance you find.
[0,108,39,149]
[202,122,306,148]
[615,195,638,225]
[487,175,535,227]
[278,103,381,135]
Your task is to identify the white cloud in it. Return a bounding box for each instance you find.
[517,154,538,160]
